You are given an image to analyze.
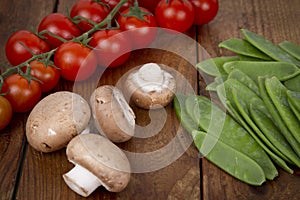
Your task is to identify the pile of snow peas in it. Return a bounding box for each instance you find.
[175,29,300,186]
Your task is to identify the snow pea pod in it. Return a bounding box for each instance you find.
[258,77,300,157]
[249,99,300,167]
[265,77,300,144]
[218,84,292,174]
[288,98,300,121]
[227,69,260,96]
[224,95,293,174]
[173,94,200,134]
[279,41,300,61]
[205,75,227,91]
[237,54,265,61]
[219,38,272,60]
[229,83,290,163]
[284,74,300,92]
[223,61,300,82]
[286,90,300,111]
[186,94,278,179]
[241,29,300,67]
[196,56,238,77]
[192,130,266,186]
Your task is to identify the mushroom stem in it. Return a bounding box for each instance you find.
[63,164,102,197]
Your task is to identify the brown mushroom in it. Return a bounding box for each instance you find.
[63,133,131,197]
[90,85,135,143]
[26,91,91,152]
[124,63,176,109]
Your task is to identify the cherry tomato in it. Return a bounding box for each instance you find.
[29,60,60,92]
[89,29,131,68]
[70,0,110,32]
[3,74,42,113]
[117,6,157,49]
[101,0,133,12]
[0,96,13,131]
[54,42,97,81]
[5,30,50,66]
[189,0,219,25]
[38,13,82,49]
[138,0,160,13]
[155,0,195,33]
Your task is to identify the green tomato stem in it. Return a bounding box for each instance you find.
[0,0,129,92]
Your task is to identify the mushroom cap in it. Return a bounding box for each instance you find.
[90,85,135,143]
[26,91,91,152]
[66,133,131,192]
[124,64,176,109]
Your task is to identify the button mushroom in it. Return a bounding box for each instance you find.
[63,133,131,197]
[124,63,176,109]
[26,91,91,152]
[90,85,135,143]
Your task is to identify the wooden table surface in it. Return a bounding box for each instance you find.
[1,0,300,199]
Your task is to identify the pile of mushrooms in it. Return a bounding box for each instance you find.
[25,62,177,197]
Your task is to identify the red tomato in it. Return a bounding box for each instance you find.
[155,0,195,33]
[54,42,97,81]
[29,60,60,92]
[38,13,82,49]
[70,0,110,32]
[189,0,219,25]
[138,0,160,13]
[89,29,131,68]
[3,74,42,113]
[101,0,132,12]
[5,30,50,66]
[117,6,157,49]
[0,96,13,131]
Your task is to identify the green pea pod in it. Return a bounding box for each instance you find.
[258,77,300,157]
[249,99,300,167]
[284,74,300,92]
[227,69,260,96]
[173,94,200,134]
[279,41,300,61]
[224,97,293,174]
[196,56,239,77]
[219,38,272,60]
[241,29,300,67]
[205,75,227,91]
[219,84,292,174]
[288,98,300,121]
[237,54,266,61]
[286,90,300,111]
[186,94,278,179]
[265,77,300,144]
[217,80,293,174]
[229,83,291,163]
[192,130,266,186]
[223,61,300,82]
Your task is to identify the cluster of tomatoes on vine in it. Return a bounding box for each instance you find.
[0,0,218,131]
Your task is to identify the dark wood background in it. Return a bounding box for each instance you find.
[0,0,300,199]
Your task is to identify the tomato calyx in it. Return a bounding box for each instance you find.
[121,0,153,22]
[1,0,128,82]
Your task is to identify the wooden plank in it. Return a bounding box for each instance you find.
[197,0,300,199]
[16,0,201,199]
[0,0,56,199]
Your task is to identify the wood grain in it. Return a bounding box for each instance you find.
[198,0,300,199]
[14,0,200,199]
[1,0,300,199]
[0,1,56,199]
